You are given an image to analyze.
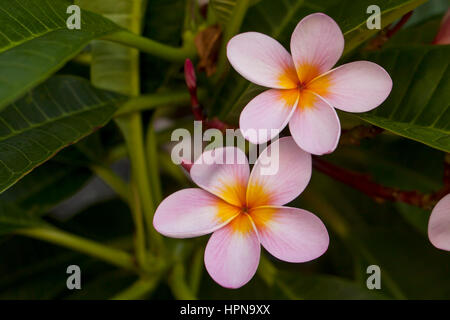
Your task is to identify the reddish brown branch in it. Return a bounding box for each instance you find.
[385,11,413,38]
[365,11,414,50]
[313,156,450,210]
[184,59,234,131]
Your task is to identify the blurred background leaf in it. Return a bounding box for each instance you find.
[0,76,124,194]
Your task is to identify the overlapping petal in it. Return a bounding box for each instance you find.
[290,13,344,83]
[247,137,311,207]
[191,147,249,207]
[239,89,299,144]
[204,214,260,288]
[227,32,298,89]
[428,194,450,251]
[250,206,329,262]
[289,91,341,155]
[153,188,241,238]
[313,61,392,113]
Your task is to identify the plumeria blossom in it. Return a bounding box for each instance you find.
[153,137,329,288]
[227,13,393,155]
[428,193,450,251]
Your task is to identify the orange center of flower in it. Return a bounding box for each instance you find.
[278,62,332,110]
[215,179,275,234]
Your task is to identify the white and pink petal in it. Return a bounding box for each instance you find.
[251,206,329,263]
[191,146,249,207]
[227,32,299,89]
[290,13,344,83]
[204,214,261,288]
[153,188,240,238]
[247,136,312,207]
[428,194,450,251]
[240,89,299,145]
[315,61,393,113]
[289,91,341,155]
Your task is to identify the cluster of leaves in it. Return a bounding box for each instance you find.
[0,0,448,299]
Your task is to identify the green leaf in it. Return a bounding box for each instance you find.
[357,45,450,152]
[76,0,142,95]
[0,0,121,110]
[212,0,427,119]
[0,76,125,194]
[332,0,427,54]
[210,0,261,26]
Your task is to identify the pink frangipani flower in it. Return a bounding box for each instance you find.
[428,193,450,251]
[227,13,393,155]
[153,137,329,288]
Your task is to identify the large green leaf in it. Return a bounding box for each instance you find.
[0,76,125,194]
[212,0,427,119]
[357,45,450,152]
[76,0,143,95]
[210,0,261,26]
[0,0,120,110]
[330,0,427,54]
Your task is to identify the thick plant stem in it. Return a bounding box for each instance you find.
[90,164,131,203]
[17,227,136,271]
[103,31,197,62]
[114,90,197,117]
[111,276,161,300]
[189,247,204,295]
[116,115,164,253]
[129,183,148,268]
[146,115,163,204]
[169,263,197,300]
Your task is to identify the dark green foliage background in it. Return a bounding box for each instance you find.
[0,0,448,299]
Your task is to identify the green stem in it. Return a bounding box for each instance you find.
[169,263,197,300]
[103,30,197,62]
[115,114,164,253]
[129,183,148,268]
[111,276,160,300]
[146,115,162,204]
[189,247,204,295]
[214,0,251,80]
[115,91,189,117]
[16,227,137,272]
[105,144,128,164]
[90,164,131,203]
[257,254,278,287]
